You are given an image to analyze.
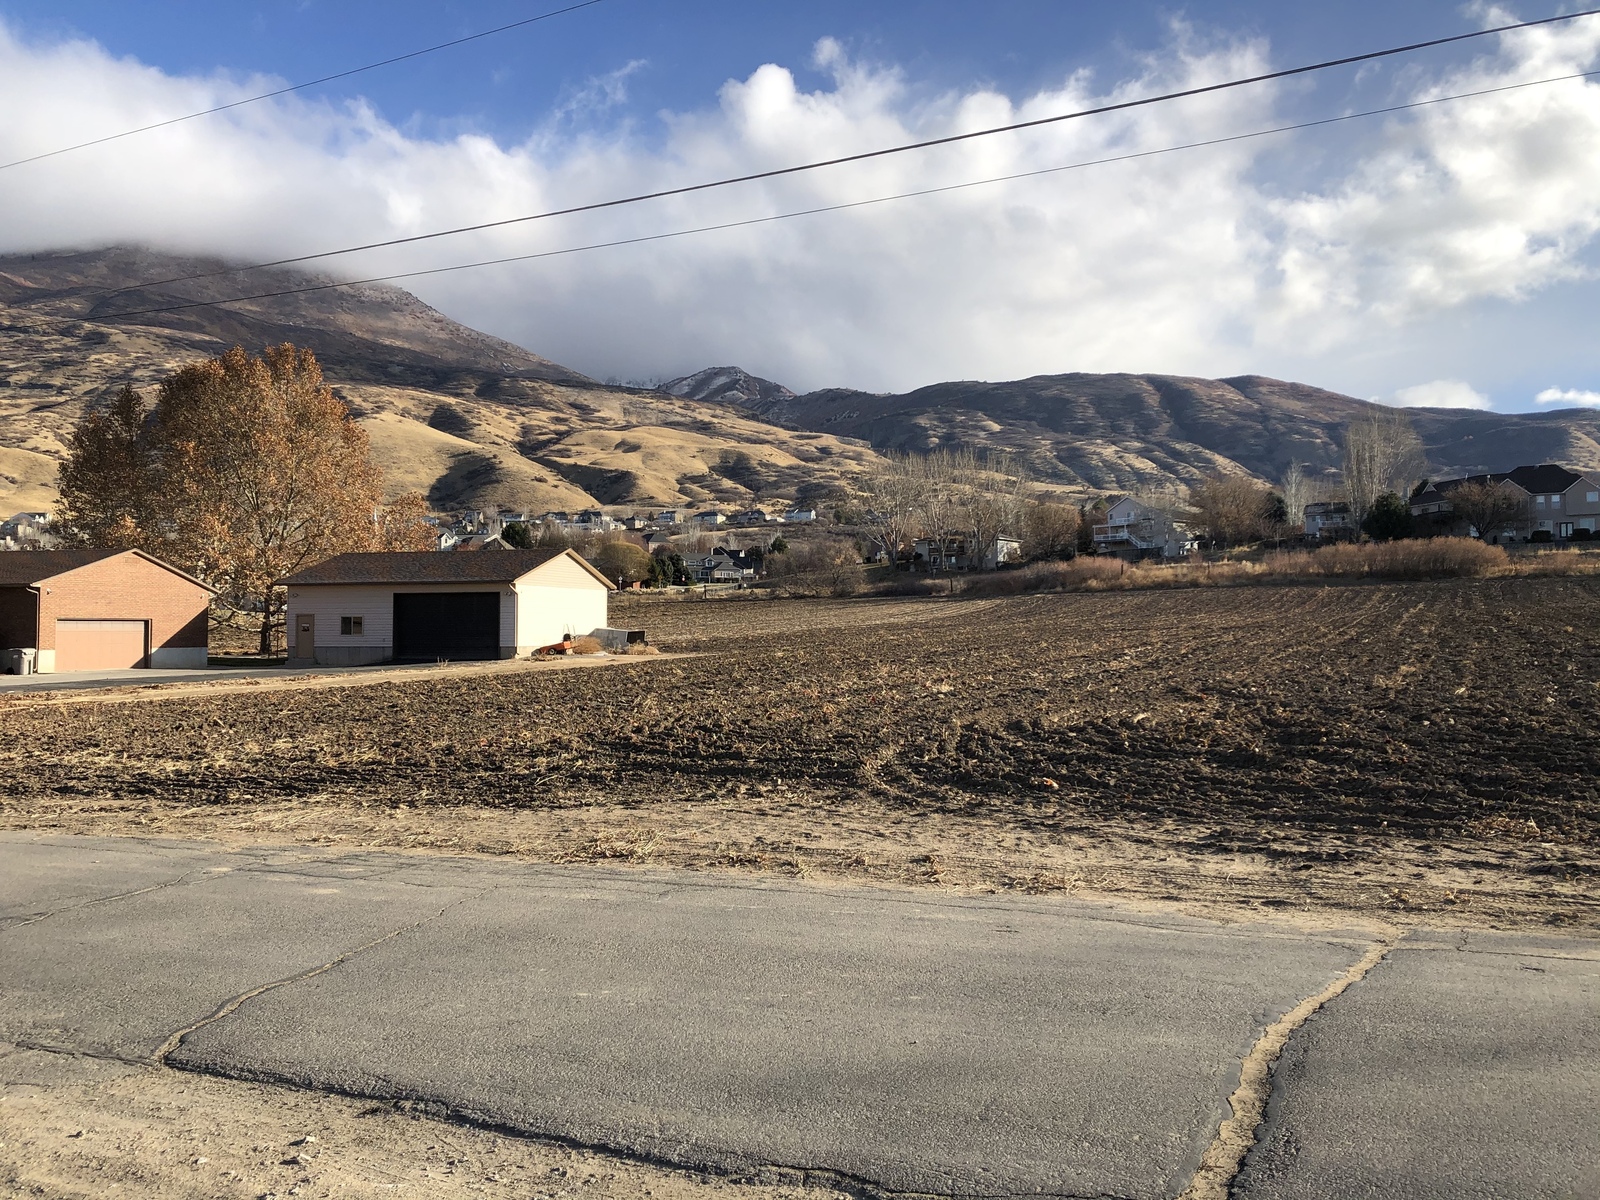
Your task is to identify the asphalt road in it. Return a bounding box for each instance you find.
[1,835,1595,1200]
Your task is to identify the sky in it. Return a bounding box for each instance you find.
[1,1,1600,411]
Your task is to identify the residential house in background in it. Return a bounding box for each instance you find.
[693,511,727,528]
[1304,502,1354,541]
[1,512,57,551]
[912,533,1023,572]
[784,509,818,523]
[1410,464,1600,542]
[684,546,761,583]
[1093,497,1192,560]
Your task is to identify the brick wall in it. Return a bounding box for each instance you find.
[35,552,210,654]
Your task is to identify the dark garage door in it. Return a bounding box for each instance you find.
[393,592,500,661]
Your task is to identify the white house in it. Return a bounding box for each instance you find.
[1304,502,1354,541]
[281,549,614,666]
[912,533,1023,571]
[1093,497,1192,559]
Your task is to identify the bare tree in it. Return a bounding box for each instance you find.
[1342,409,1425,526]
[862,452,929,568]
[1447,480,1530,543]
[914,449,970,571]
[1023,502,1081,560]
[1281,462,1312,533]
[967,452,1030,569]
[1187,474,1274,547]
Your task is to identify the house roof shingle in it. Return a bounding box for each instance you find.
[1500,464,1590,495]
[0,549,122,588]
[281,549,613,588]
[0,549,214,593]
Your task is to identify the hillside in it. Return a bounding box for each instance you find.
[7,247,1599,519]
[0,249,877,515]
[727,372,1600,491]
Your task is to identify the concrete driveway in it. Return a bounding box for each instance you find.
[1,834,1594,1200]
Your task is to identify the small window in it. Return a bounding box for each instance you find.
[1551,495,1562,509]
[340,616,363,636]
[1587,492,1599,503]
[1535,495,1546,507]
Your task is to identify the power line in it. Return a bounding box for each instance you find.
[83,5,1600,301]
[0,0,609,172]
[95,67,1600,321]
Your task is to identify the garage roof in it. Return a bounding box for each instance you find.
[0,548,215,592]
[282,549,615,589]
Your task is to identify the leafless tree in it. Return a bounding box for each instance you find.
[1342,409,1425,525]
[1023,502,1081,560]
[968,452,1030,569]
[1447,480,1531,543]
[1281,462,1312,532]
[862,452,929,568]
[1187,474,1274,547]
[915,449,969,571]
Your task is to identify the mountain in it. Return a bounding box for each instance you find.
[5,246,1598,520]
[0,248,877,515]
[724,371,1600,492]
[665,367,797,410]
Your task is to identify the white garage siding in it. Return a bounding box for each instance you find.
[284,551,610,665]
[515,552,609,651]
[285,583,517,665]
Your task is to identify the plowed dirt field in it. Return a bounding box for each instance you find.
[4,578,1597,929]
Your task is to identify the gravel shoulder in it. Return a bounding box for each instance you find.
[0,1042,845,1200]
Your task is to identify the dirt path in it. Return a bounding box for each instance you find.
[0,651,682,709]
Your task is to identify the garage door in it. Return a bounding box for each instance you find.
[393,592,499,661]
[56,620,147,671]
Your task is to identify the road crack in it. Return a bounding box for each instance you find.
[1179,937,1394,1200]
[153,891,482,1064]
[0,866,222,934]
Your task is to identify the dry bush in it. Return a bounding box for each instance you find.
[568,635,604,654]
[1264,539,1505,579]
[958,558,1195,596]
[624,643,661,655]
[1503,549,1600,577]
[867,575,946,597]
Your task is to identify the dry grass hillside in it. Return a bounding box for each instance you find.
[730,372,1600,491]
[0,248,877,515]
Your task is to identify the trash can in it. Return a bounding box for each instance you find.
[18,648,36,675]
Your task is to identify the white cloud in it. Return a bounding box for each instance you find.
[1536,386,1600,407]
[1387,380,1493,409]
[1,16,1599,393]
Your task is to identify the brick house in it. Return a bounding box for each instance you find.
[0,549,213,673]
[281,549,614,666]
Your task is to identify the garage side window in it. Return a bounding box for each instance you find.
[340,616,363,636]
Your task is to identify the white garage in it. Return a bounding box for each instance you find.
[281,549,614,666]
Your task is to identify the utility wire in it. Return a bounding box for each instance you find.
[0,0,608,172]
[82,5,1600,300]
[95,67,1600,321]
